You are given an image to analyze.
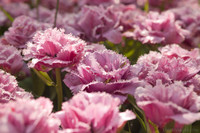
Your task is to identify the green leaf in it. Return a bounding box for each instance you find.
[31,71,46,97]
[0,6,14,22]
[149,120,159,133]
[134,112,147,131]
[127,95,151,133]
[18,77,33,92]
[36,0,41,6]
[198,44,200,49]
[128,122,131,133]
[191,120,200,133]
[33,69,55,86]
[119,130,131,133]
[0,26,8,36]
[163,121,175,133]
[18,73,45,97]
[182,125,192,133]
[124,49,135,58]
[127,95,143,115]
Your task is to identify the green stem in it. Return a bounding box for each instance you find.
[53,0,60,28]
[0,5,14,22]
[144,0,149,12]
[36,0,40,20]
[55,68,63,110]
[32,69,55,86]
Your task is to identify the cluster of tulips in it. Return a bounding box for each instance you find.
[0,0,200,133]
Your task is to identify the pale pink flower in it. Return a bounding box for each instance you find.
[29,6,80,36]
[132,44,200,92]
[135,80,200,129]
[23,28,86,72]
[0,43,24,75]
[159,44,200,60]
[1,15,50,49]
[84,43,106,53]
[0,0,27,4]
[76,5,123,44]
[37,0,119,13]
[77,0,119,6]
[2,3,30,18]
[186,75,200,95]
[0,3,30,26]
[0,97,60,133]
[29,6,66,29]
[0,70,32,104]
[36,0,77,13]
[56,92,136,133]
[168,6,200,48]
[125,11,189,44]
[136,0,199,11]
[64,49,142,102]
[115,4,145,31]
[120,0,136,4]
[28,6,53,22]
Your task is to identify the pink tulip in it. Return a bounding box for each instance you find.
[56,92,136,133]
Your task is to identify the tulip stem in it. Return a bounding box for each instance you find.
[144,0,149,12]
[55,68,63,110]
[53,0,59,28]
[36,0,40,20]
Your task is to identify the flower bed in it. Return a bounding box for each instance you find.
[0,0,200,133]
